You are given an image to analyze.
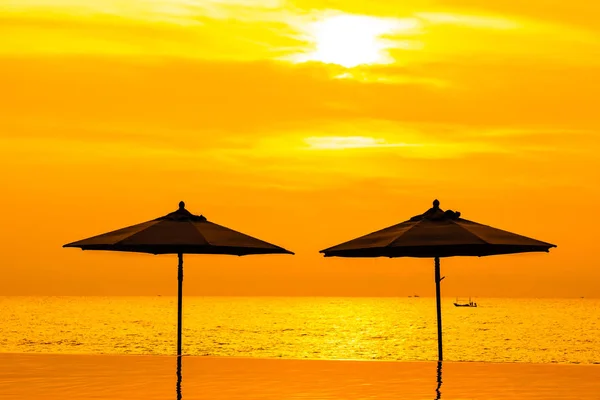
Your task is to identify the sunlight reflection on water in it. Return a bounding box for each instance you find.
[1,297,598,364]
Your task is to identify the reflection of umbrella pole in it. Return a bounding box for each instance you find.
[434,257,443,361]
[176,355,182,400]
[435,360,443,399]
[177,253,184,356]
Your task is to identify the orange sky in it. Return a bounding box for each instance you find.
[1,0,599,297]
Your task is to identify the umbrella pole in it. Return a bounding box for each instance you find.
[177,253,184,356]
[434,256,443,361]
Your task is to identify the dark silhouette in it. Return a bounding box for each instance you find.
[454,297,477,307]
[320,199,556,360]
[64,201,294,358]
[176,356,182,400]
[435,361,443,399]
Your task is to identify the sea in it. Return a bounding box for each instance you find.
[1,296,598,364]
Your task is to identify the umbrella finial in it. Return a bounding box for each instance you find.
[179,201,185,210]
[433,199,440,209]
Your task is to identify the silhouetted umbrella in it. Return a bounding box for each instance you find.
[320,199,556,361]
[64,201,293,356]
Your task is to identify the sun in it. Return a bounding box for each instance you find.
[296,14,419,68]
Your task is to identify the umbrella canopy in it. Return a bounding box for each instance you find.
[320,199,556,361]
[321,199,555,258]
[64,201,293,256]
[64,201,293,360]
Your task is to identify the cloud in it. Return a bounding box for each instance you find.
[288,0,600,34]
[2,56,599,146]
[0,0,285,24]
[2,0,598,69]
[431,0,600,34]
[416,12,520,30]
[0,12,305,60]
[303,136,421,150]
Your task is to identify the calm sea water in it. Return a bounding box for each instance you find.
[0,297,598,364]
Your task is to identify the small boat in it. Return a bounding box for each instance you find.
[454,297,477,307]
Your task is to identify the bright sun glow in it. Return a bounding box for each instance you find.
[296,14,420,68]
[304,136,420,150]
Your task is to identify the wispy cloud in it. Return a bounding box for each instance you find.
[2,0,598,68]
[303,136,420,150]
[416,12,520,30]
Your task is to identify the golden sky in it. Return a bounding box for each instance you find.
[1,0,599,297]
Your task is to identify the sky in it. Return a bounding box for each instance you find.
[0,0,599,297]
